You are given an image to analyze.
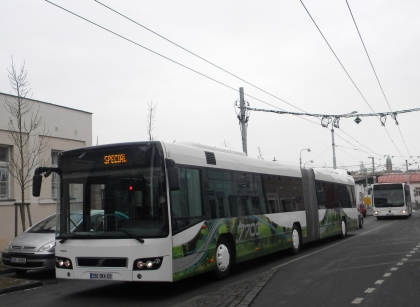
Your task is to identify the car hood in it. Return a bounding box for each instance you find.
[9,232,56,249]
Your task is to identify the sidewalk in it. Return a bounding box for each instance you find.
[0,268,43,295]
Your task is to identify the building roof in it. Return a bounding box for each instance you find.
[0,92,92,114]
[378,173,420,183]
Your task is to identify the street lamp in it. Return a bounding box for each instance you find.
[300,148,311,169]
[331,111,357,169]
[304,160,314,168]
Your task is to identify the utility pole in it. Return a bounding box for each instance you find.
[331,127,337,169]
[238,87,248,155]
[368,157,375,183]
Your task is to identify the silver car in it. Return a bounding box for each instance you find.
[1,214,58,275]
[2,210,126,275]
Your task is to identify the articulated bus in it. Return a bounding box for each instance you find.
[33,141,358,282]
[371,183,412,219]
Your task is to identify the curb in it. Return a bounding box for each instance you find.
[0,269,15,276]
[0,278,43,295]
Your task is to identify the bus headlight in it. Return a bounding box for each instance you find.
[133,257,163,270]
[56,257,73,269]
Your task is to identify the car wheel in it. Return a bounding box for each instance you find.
[214,237,232,280]
[291,224,302,255]
[340,219,347,238]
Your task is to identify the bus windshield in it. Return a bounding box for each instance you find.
[373,185,405,208]
[57,143,169,240]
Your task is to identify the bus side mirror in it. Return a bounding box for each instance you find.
[368,188,372,195]
[33,174,42,197]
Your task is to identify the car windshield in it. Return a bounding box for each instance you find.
[28,213,88,234]
[28,215,57,233]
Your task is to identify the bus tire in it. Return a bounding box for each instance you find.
[214,237,232,280]
[291,224,301,255]
[340,219,347,238]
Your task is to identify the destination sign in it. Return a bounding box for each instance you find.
[104,154,127,165]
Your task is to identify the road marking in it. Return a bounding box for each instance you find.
[397,262,404,265]
[384,273,391,277]
[402,258,408,261]
[390,267,398,271]
[352,298,363,304]
[375,280,384,284]
[413,248,418,250]
[410,251,415,253]
[406,254,412,257]
[365,288,375,293]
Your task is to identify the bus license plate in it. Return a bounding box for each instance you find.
[90,273,113,280]
[11,257,26,264]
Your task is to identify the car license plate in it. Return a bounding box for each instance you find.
[11,257,26,264]
[90,273,113,280]
[386,213,394,216]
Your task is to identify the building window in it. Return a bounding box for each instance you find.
[0,146,10,200]
[51,151,60,199]
[414,187,420,197]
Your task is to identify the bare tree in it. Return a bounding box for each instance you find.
[4,58,49,232]
[147,101,157,141]
[220,139,230,147]
[257,146,264,160]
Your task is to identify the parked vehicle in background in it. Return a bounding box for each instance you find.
[1,210,128,275]
[2,214,56,275]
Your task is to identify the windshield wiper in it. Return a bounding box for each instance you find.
[117,229,144,244]
[59,234,94,243]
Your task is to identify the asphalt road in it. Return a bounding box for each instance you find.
[1,213,419,307]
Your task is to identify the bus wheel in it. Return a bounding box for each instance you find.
[340,219,347,238]
[214,237,232,280]
[291,225,301,255]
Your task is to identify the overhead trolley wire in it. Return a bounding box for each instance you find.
[345,0,412,158]
[93,0,385,159]
[94,0,309,114]
[299,0,405,159]
[45,0,323,129]
[47,0,383,166]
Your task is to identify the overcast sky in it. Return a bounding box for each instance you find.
[1,0,419,172]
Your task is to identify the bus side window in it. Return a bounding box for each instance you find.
[316,181,326,209]
[170,168,203,232]
[228,195,239,216]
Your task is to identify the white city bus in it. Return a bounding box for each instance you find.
[371,183,412,219]
[33,141,358,282]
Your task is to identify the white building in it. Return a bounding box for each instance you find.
[0,92,92,250]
